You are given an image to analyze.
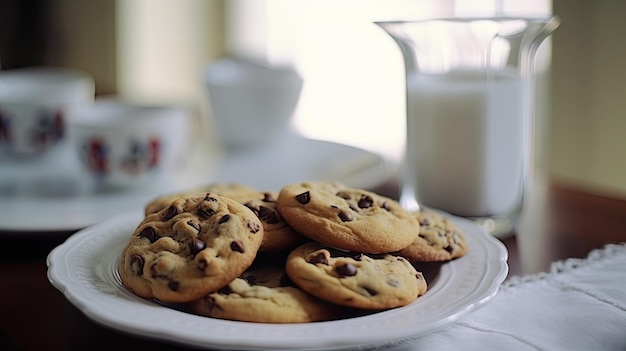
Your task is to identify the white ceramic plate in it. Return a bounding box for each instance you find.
[211,135,393,192]
[0,136,393,232]
[47,210,508,350]
[0,173,203,232]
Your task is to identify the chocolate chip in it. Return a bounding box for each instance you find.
[382,201,390,211]
[338,209,354,222]
[198,207,215,219]
[187,220,200,232]
[168,280,180,291]
[190,238,206,255]
[150,262,165,278]
[163,205,178,220]
[150,263,157,277]
[230,240,245,253]
[295,191,310,204]
[444,245,454,253]
[138,227,158,243]
[362,286,378,296]
[262,192,276,202]
[308,252,329,265]
[358,195,374,209]
[129,254,144,276]
[258,206,279,224]
[203,296,216,311]
[335,263,357,277]
[421,218,430,226]
[248,221,261,233]
[204,194,218,202]
[218,214,231,224]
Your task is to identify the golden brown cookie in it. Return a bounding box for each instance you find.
[189,265,340,323]
[285,242,427,310]
[395,210,468,262]
[275,181,418,253]
[145,183,306,253]
[120,193,264,303]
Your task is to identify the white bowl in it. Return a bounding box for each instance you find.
[0,67,95,159]
[204,57,303,150]
[67,99,190,192]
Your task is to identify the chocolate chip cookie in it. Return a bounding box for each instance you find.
[395,210,468,262]
[276,181,418,253]
[119,193,264,303]
[146,183,306,253]
[189,265,340,323]
[285,242,427,310]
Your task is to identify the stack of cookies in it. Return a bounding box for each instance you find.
[119,181,468,323]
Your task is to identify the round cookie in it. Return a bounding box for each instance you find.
[189,265,340,323]
[145,183,306,253]
[120,193,264,303]
[395,210,468,262]
[285,242,427,310]
[276,181,419,253]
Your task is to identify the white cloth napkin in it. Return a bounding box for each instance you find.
[377,243,626,351]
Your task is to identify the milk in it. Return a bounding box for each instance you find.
[405,69,526,217]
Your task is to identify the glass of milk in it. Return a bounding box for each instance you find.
[376,17,560,237]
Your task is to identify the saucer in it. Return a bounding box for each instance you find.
[0,136,394,233]
[212,134,394,191]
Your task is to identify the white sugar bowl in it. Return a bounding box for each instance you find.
[204,57,303,151]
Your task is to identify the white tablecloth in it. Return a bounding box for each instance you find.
[378,243,626,351]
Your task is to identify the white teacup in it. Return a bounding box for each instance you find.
[204,57,303,151]
[0,67,95,159]
[67,98,190,192]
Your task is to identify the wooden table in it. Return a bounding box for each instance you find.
[1,179,625,350]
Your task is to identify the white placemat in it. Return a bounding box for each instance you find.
[378,243,626,351]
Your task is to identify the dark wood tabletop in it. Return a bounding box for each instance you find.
[1,178,625,351]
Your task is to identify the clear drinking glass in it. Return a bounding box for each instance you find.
[376,16,560,237]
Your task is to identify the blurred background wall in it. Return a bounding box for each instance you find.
[0,0,119,94]
[549,0,626,199]
[0,0,624,199]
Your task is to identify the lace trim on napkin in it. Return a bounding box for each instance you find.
[364,242,626,351]
[502,242,626,289]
